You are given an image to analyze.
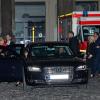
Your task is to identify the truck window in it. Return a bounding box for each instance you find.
[82,26,100,41]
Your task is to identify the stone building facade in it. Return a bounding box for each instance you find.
[0,0,99,41]
[0,0,57,42]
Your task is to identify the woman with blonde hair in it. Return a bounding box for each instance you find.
[88,36,95,44]
[86,35,95,77]
[0,36,6,46]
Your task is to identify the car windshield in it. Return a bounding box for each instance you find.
[31,45,73,58]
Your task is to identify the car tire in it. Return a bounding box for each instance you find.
[79,83,88,89]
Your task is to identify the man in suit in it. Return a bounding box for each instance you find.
[67,31,80,56]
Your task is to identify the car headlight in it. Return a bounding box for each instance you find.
[27,66,41,72]
[76,65,87,71]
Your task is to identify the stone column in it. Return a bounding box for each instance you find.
[1,0,14,35]
[45,0,57,41]
[11,0,15,33]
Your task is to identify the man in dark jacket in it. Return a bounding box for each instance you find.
[67,31,80,56]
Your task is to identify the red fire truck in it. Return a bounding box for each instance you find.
[58,11,100,53]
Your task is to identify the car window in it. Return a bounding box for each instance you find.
[0,46,20,58]
[31,45,73,57]
[0,48,5,57]
[0,49,15,58]
[32,46,47,57]
[7,45,24,55]
[13,47,22,54]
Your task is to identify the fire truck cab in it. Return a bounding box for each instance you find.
[59,11,100,53]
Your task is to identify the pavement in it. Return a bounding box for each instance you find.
[0,77,100,100]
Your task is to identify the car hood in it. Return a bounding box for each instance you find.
[27,57,85,66]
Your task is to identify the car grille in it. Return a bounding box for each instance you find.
[44,66,74,84]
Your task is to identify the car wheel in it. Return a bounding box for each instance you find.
[78,83,88,89]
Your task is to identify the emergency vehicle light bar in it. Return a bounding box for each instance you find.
[59,11,100,18]
[59,13,72,18]
[65,13,72,17]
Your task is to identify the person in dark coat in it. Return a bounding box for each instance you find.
[5,34,15,45]
[86,36,95,77]
[93,32,100,76]
[67,31,80,56]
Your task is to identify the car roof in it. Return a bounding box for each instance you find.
[8,44,24,48]
[27,41,69,47]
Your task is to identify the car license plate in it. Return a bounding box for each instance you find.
[49,74,69,80]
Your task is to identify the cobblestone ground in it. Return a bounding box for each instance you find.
[0,77,100,100]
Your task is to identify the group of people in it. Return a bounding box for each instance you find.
[0,34,14,46]
[66,31,100,78]
[0,34,21,86]
[86,32,100,77]
[0,32,100,78]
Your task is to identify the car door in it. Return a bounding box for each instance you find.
[0,45,24,82]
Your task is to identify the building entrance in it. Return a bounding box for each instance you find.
[28,21,45,42]
[14,2,45,44]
